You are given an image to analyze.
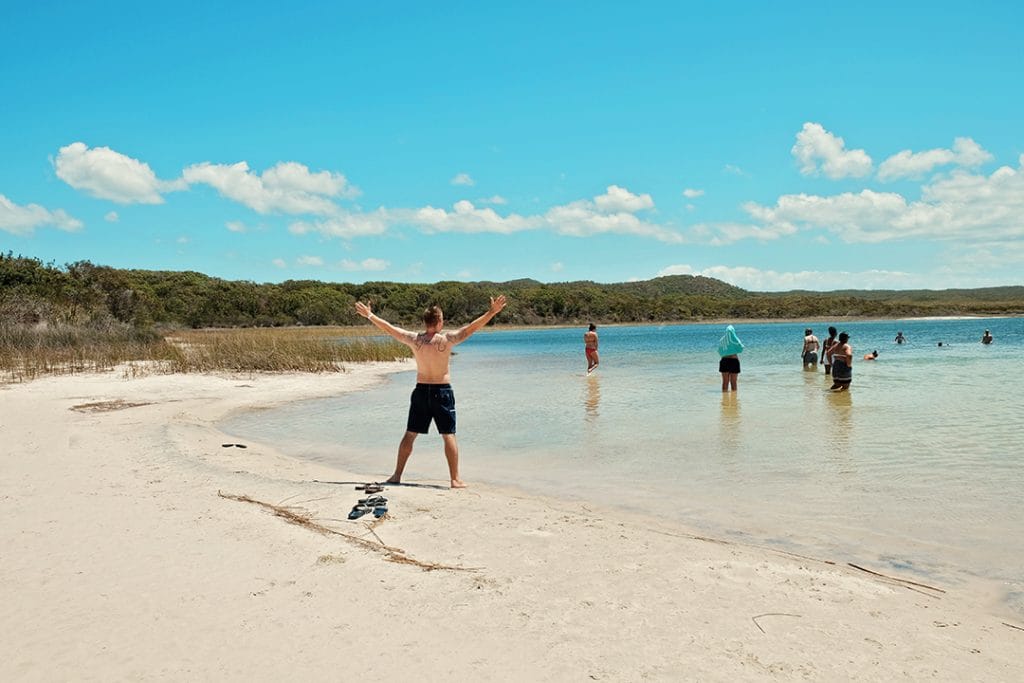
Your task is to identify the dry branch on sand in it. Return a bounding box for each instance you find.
[218,491,478,573]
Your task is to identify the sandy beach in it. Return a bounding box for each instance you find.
[2,363,1022,682]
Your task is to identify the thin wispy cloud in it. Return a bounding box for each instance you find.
[877,137,993,181]
[451,173,474,186]
[289,209,391,239]
[296,255,324,266]
[104,211,119,222]
[723,164,748,177]
[682,188,704,198]
[657,263,917,291]
[340,257,389,271]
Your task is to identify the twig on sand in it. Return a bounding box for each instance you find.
[366,526,388,546]
[847,563,946,594]
[1003,622,1024,633]
[752,613,801,634]
[218,491,479,572]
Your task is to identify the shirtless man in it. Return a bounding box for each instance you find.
[584,323,599,374]
[355,295,507,488]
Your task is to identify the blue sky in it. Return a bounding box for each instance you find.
[2,1,1023,291]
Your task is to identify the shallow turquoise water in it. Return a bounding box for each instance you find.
[224,317,1024,609]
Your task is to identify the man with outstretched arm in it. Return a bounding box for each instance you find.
[354,295,507,488]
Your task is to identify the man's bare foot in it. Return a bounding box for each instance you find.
[385,476,401,484]
[450,479,467,489]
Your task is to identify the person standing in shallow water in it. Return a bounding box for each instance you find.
[829,332,853,392]
[584,323,599,374]
[355,295,507,488]
[982,330,993,344]
[821,326,838,376]
[718,325,744,392]
[801,328,820,370]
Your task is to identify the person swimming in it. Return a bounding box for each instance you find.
[863,350,878,360]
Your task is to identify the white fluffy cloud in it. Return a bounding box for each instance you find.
[396,186,681,243]
[340,258,389,271]
[451,173,474,186]
[410,200,538,234]
[182,161,356,216]
[657,264,918,291]
[593,185,654,212]
[877,137,994,181]
[0,194,82,235]
[55,142,360,217]
[738,154,1024,244]
[791,123,873,179]
[54,142,183,204]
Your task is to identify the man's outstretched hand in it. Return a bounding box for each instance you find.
[489,295,507,316]
[355,301,372,318]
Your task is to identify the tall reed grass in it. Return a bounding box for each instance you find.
[0,324,410,382]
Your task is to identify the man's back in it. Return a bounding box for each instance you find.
[409,331,456,383]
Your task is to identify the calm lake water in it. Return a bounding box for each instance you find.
[223,317,1024,613]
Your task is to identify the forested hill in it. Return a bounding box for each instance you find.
[2,253,1022,329]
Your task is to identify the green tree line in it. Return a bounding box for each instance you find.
[3,253,1023,330]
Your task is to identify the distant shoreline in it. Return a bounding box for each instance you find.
[476,313,1020,332]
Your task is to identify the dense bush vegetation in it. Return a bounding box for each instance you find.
[3,252,1023,331]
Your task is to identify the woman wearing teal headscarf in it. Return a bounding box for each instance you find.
[718,324,744,392]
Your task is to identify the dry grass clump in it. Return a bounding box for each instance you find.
[0,323,178,382]
[1,324,410,382]
[165,327,410,372]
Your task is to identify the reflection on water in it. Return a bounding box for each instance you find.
[718,392,741,455]
[584,374,601,421]
[825,390,854,454]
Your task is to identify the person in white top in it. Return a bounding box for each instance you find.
[801,328,820,370]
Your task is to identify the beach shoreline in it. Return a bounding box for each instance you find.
[2,364,1022,681]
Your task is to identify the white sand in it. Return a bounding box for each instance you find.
[2,363,1022,681]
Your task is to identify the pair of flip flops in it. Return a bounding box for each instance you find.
[348,495,388,520]
[356,483,384,494]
